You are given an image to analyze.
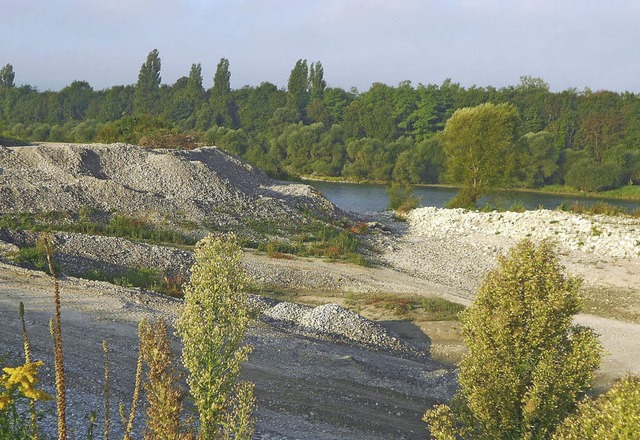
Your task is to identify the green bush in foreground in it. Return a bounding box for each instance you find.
[552,376,640,439]
[177,234,255,439]
[425,240,602,440]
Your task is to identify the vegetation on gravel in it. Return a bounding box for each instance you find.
[424,240,603,439]
[177,234,255,439]
[0,210,197,246]
[551,376,640,439]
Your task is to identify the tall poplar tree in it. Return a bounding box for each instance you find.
[134,49,161,115]
[308,61,326,101]
[210,58,234,127]
[287,59,309,120]
[0,64,15,89]
[186,63,204,110]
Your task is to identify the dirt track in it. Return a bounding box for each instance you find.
[0,262,455,439]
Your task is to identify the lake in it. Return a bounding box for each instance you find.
[307,181,640,213]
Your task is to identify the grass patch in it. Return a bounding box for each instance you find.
[539,184,640,201]
[247,218,374,267]
[5,246,59,274]
[255,288,465,322]
[0,210,198,246]
[76,267,185,298]
[555,201,640,217]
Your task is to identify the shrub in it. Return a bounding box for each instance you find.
[177,234,255,439]
[551,375,640,439]
[424,240,602,440]
[387,183,421,213]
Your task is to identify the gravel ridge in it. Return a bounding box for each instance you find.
[0,143,342,227]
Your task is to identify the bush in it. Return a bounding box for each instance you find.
[177,234,255,439]
[387,183,422,213]
[425,240,602,440]
[551,376,640,439]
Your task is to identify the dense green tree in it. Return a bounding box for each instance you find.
[392,135,445,184]
[575,91,624,163]
[0,64,15,89]
[564,157,624,191]
[518,131,561,187]
[442,102,522,206]
[310,124,346,176]
[59,80,94,121]
[393,80,418,137]
[134,49,161,115]
[342,83,397,142]
[234,82,286,134]
[187,63,204,109]
[425,240,602,440]
[323,87,354,122]
[343,137,394,181]
[308,61,326,101]
[211,58,235,127]
[551,376,640,439]
[287,59,309,120]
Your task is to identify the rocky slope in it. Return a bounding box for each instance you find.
[0,143,342,228]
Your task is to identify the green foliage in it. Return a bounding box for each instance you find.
[443,102,522,206]
[0,64,15,89]
[177,234,255,439]
[134,49,162,115]
[210,58,236,127]
[6,247,51,273]
[564,157,624,192]
[425,240,602,440]
[346,293,464,320]
[286,59,309,120]
[0,210,196,246]
[552,376,640,439]
[2,53,640,195]
[387,183,421,212]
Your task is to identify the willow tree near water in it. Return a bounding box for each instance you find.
[425,240,602,440]
[443,102,521,207]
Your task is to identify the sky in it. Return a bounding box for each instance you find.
[3,0,640,93]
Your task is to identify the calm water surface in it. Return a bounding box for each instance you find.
[308,181,640,213]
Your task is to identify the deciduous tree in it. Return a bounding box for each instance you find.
[442,102,521,207]
[134,49,161,115]
[0,64,15,89]
[424,240,602,440]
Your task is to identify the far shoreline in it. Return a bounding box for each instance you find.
[299,175,640,203]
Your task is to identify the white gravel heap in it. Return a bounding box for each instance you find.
[408,207,640,259]
[0,143,341,227]
[263,302,412,353]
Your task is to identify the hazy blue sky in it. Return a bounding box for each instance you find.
[3,0,640,93]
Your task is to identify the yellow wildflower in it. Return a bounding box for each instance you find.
[0,392,11,410]
[1,361,52,402]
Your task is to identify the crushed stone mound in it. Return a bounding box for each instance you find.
[408,207,640,259]
[263,301,417,356]
[0,143,341,227]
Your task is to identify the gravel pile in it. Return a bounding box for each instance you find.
[0,143,342,228]
[408,207,640,259]
[263,301,417,355]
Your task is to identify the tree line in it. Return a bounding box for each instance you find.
[1,52,640,193]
